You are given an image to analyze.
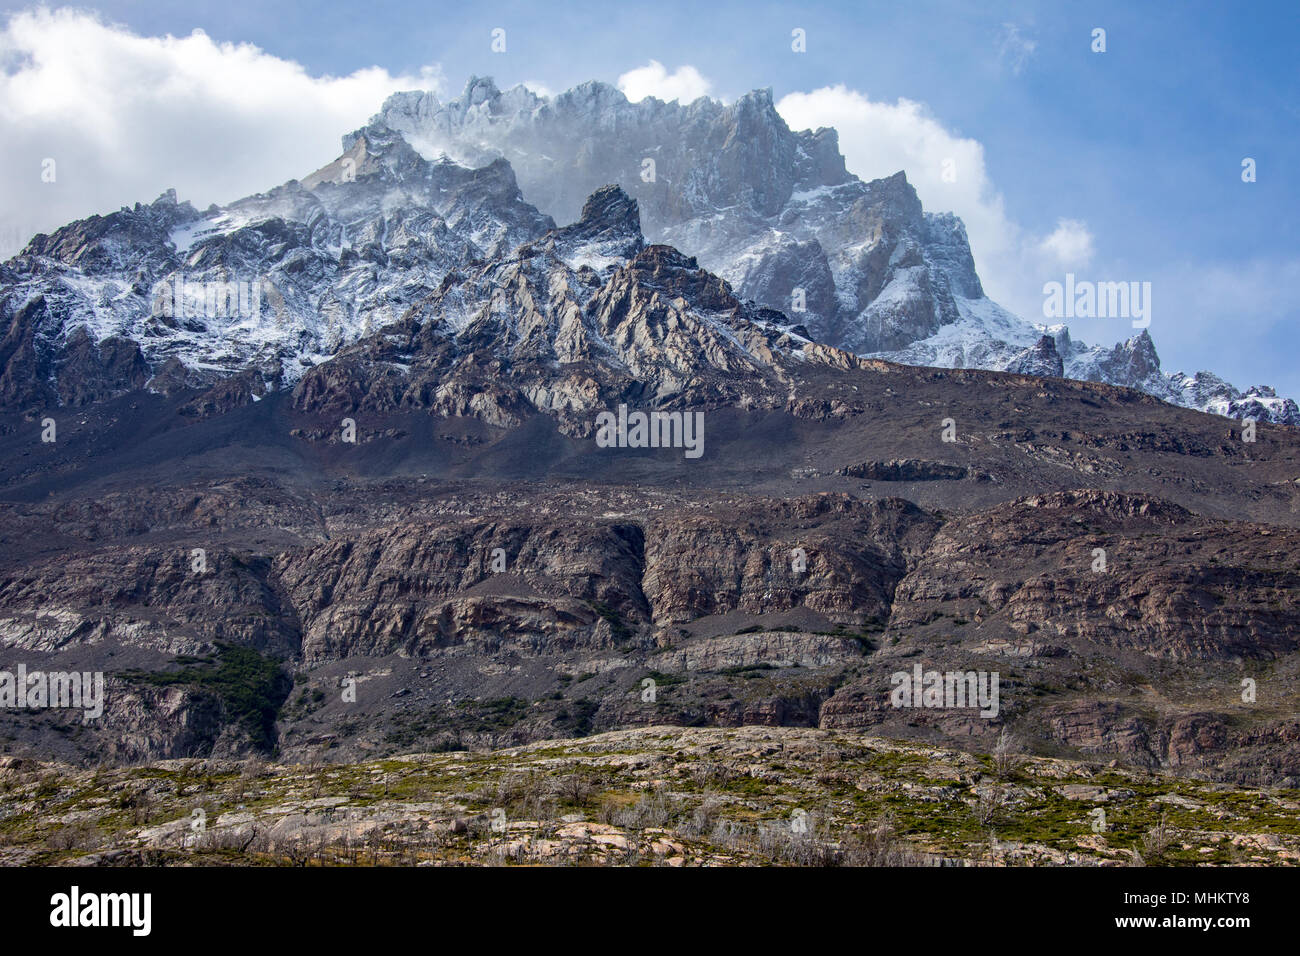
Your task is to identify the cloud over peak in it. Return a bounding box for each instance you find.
[776,84,1092,319]
[616,60,712,104]
[0,7,441,255]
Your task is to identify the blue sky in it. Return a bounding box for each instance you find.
[2,0,1297,395]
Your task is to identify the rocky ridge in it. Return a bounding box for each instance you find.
[0,76,1293,424]
[375,76,1297,423]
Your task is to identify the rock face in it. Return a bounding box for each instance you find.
[371,76,1297,422]
[884,488,1300,661]
[3,433,1300,785]
[3,75,1290,422]
[838,460,969,481]
[2,78,1300,789]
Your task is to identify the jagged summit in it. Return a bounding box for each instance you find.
[0,76,1292,424]
[362,77,1295,423]
[364,77,984,354]
[550,184,644,263]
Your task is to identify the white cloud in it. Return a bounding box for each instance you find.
[0,7,442,256]
[1038,219,1095,268]
[996,23,1037,76]
[520,80,555,99]
[776,84,1089,321]
[777,84,1298,394]
[616,60,712,104]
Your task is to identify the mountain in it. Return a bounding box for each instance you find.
[374,78,985,354]
[2,174,1300,784]
[1,75,1292,424]
[371,76,1298,424]
[289,182,834,431]
[2,77,1300,791]
[0,124,554,410]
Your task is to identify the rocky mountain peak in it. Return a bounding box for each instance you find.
[366,78,988,356]
[1098,329,1162,384]
[0,76,1293,424]
[463,74,501,106]
[1005,334,1064,378]
[549,184,644,260]
[869,170,924,222]
[575,185,641,237]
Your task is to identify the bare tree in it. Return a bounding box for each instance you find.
[1140,813,1174,863]
[975,787,1006,827]
[993,729,1023,779]
[555,773,594,809]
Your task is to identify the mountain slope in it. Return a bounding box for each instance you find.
[3,75,1293,424]
[0,126,554,410]
[3,181,1300,779]
[372,76,1297,424]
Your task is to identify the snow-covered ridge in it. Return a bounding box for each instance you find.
[0,132,555,406]
[369,76,1295,424]
[0,75,1293,425]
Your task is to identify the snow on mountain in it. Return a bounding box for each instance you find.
[372,76,1296,425]
[373,78,977,355]
[0,74,1293,425]
[0,128,554,408]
